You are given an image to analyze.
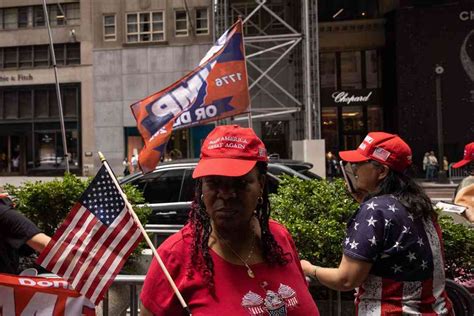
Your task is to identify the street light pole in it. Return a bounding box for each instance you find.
[434,65,448,183]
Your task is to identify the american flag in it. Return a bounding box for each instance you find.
[343,195,453,315]
[36,165,143,304]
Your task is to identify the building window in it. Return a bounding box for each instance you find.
[195,8,209,35]
[340,51,362,89]
[365,50,381,88]
[4,8,17,30]
[126,11,165,43]
[33,6,45,27]
[103,14,116,41]
[0,43,80,69]
[175,10,188,37]
[320,53,337,89]
[18,7,30,28]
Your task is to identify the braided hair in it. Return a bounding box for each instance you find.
[187,161,290,289]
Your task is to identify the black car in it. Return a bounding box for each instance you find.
[120,159,319,224]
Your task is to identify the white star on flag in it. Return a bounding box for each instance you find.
[368,236,377,246]
[366,216,378,227]
[345,237,350,245]
[366,201,378,210]
[392,241,403,251]
[388,204,398,212]
[354,222,359,230]
[421,260,428,270]
[392,264,402,273]
[417,237,425,247]
[408,214,414,221]
[402,226,411,234]
[350,240,359,250]
[385,219,393,227]
[407,252,416,262]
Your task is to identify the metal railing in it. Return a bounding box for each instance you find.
[101,275,145,316]
[449,163,468,181]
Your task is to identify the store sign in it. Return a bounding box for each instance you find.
[331,90,374,104]
[0,73,34,82]
[459,11,474,21]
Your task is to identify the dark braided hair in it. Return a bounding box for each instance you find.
[187,161,290,289]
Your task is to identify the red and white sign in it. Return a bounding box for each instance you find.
[0,274,95,316]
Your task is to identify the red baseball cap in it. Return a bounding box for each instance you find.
[339,132,412,172]
[452,142,474,168]
[192,125,268,178]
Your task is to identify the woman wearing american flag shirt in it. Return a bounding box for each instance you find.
[301,132,454,315]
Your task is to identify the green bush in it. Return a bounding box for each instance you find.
[4,173,151,270]
[271,177,358,266]
[271,176,474,280]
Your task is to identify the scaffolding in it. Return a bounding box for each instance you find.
[213,0,321,140]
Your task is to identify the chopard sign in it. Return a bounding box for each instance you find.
[331,91,373,104]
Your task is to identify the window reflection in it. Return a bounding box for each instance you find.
[341,52,362,89]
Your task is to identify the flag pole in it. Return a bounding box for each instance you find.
[240,16,253,129]
[98,152,192,315]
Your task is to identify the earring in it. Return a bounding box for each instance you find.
[257,196,263,205]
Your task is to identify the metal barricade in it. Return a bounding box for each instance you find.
[101,275,145,316]
[449,163,467,182]
[145,224,183,247]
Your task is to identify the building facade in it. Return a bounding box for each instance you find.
[92,0,214,174]
[0,0,94,176]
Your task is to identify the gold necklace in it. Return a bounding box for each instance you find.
[216,232,256,278]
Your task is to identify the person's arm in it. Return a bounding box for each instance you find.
[26,233,51,253]
[301,255,372,292]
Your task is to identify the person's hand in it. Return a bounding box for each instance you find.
[300,259,314,276]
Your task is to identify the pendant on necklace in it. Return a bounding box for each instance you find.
[247,268,255,278]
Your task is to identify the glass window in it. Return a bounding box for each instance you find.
[342,105,364,133]
[35,132,57,167]
[34,6,45,27]
[66,43,80,65]
[18,7,29,28]
[34,90,49,118]
[19,90,32,119]
[62,87,77,118]
[138,169,185,203]
[195,8,209,35]
[127,12,165,43]
[49,89,59,117]
[340,51,362,89]
[54,44,65,65]
[19,46,33,68]
[320,53,337,89]
[365,50,380,88]
[175,10,188,36]
[321,107,338,152]
[4,8,17,30]
[4,91,18,119]
[4,47,18,68]
[0,9,3,30]
[181,169,197,201]
[34,45,49,67]
[367,105,383,131]
[103,14,116,41]
[64,3,80,25]
[49,5,60,26]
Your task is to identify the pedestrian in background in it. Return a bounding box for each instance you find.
[423,152,430,179]
[122,157,130,176]
[427,150,438,181]
[301,132,453,315]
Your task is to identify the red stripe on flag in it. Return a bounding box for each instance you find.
[36,203,83,265]
[56,214,100,277]
[74,211,136,293]
[380,278,403,314]
[43,206,90,272]
[65,224,108,283]
[419,279,436,314]
[85,229,142,302]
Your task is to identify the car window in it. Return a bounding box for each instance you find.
[136,169,185,203]
[181,169,197,202]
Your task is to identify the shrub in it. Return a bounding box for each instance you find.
[271,177,358,266]
[271,176,474,280]
[4,173,151,271]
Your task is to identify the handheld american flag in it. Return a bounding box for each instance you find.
[36,165,142,305]
[131,19,250,173]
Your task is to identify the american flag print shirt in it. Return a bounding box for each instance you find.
[343,195,453,315]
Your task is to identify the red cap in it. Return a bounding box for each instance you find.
[452,142,474,169]
[339,132,412,172]
[192,125,268,178]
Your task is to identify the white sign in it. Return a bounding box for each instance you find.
[459,11,474,21]
[331,91,373,105]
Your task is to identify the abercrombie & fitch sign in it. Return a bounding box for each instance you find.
[322,89,379,106]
